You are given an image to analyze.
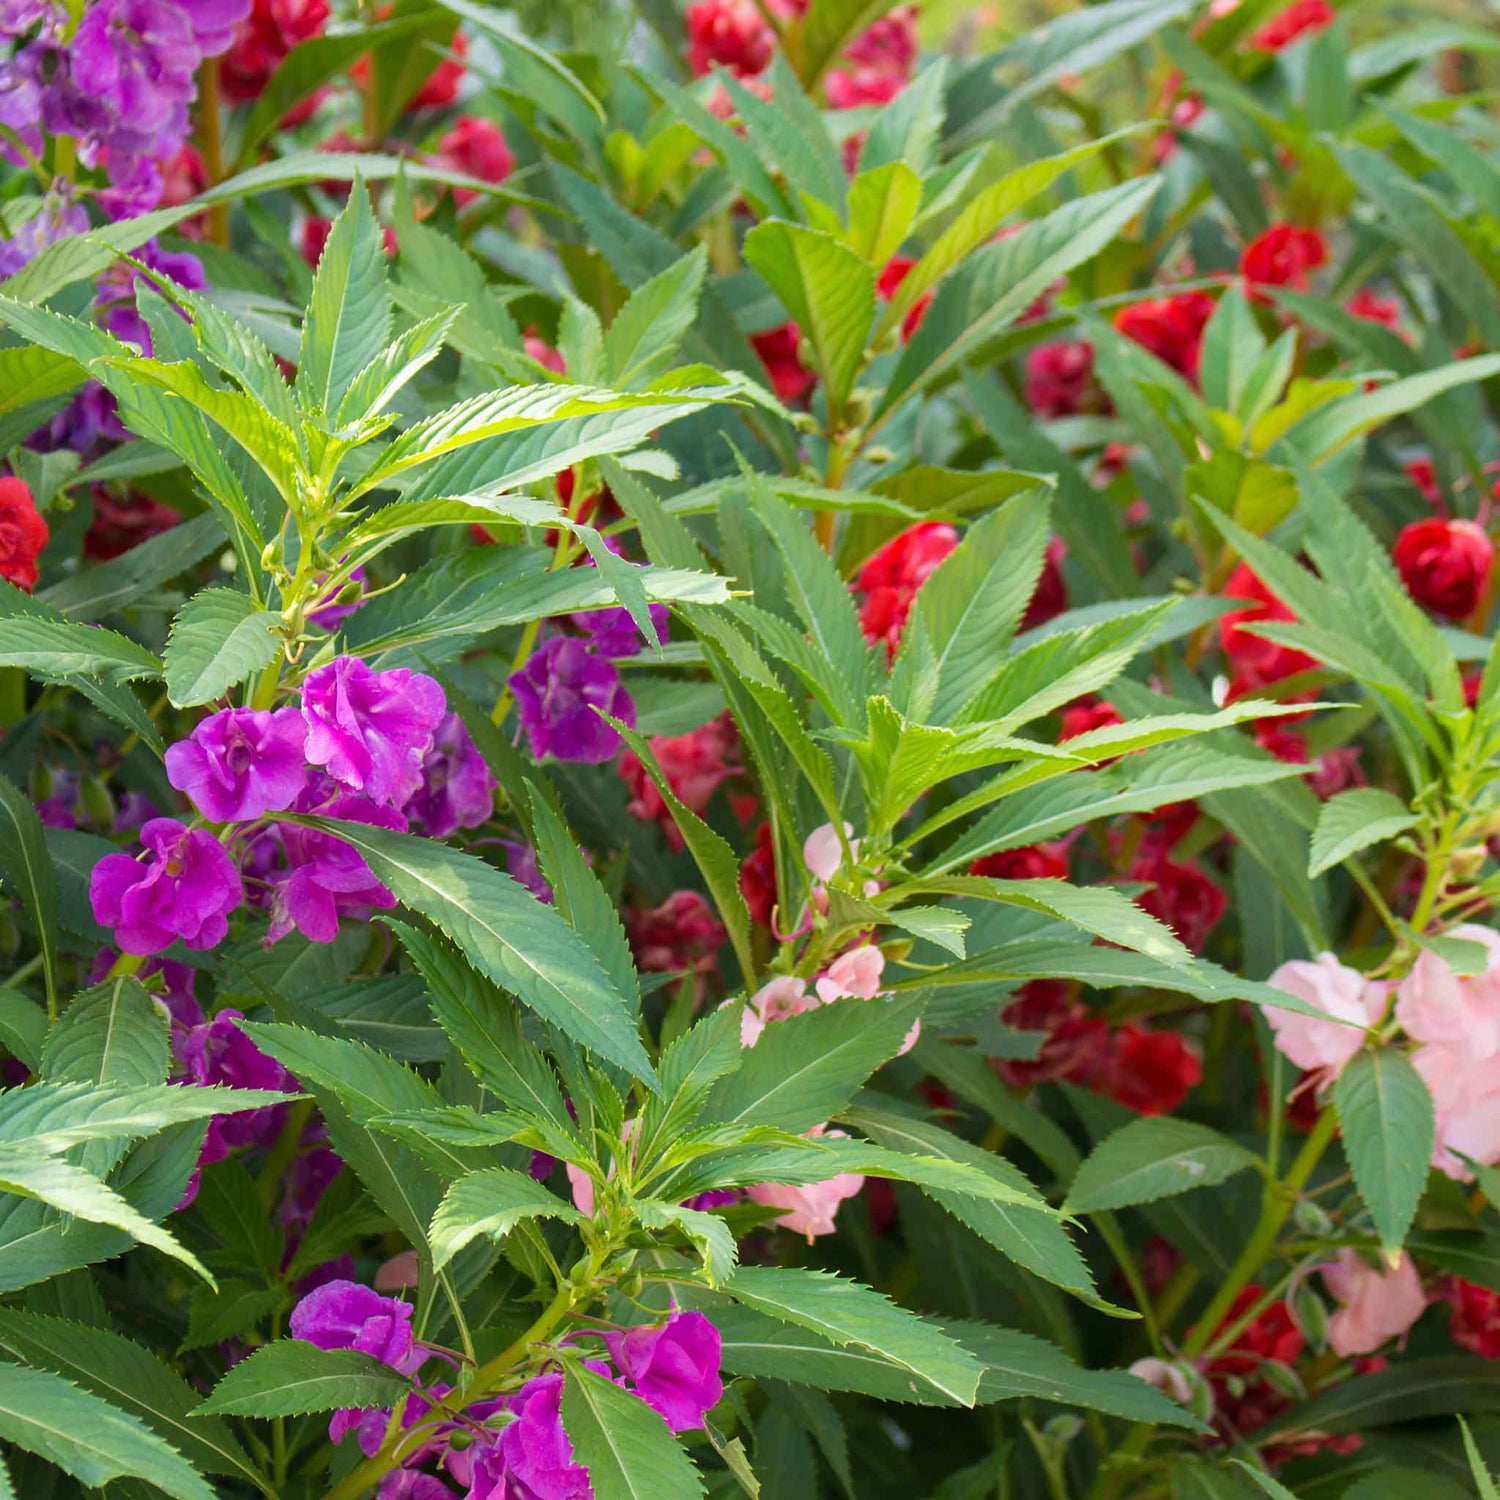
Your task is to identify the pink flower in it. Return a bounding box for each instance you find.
[1263,955,1389,1077]
[1396,925,1500,1059]
[741,975,819,1047]
[747,1129,865,1241]
[803,821,855,882]
[816,945,885,1003]
[1413,1041,1500,1179]
[1321,1250,1426,1357]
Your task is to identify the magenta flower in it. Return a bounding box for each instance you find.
[69,0,198,143]
[509,636,635,764]
[301,656,447,808]
[604,1311,722,1433]
[402,712,496,840]
[308,566,368,632]
[178,0,252,55]
[89,818,242,954]
[177,1007,294,1158]
[164,707,308,823]
[290,1279,419,1371]
[574,601,670,660]
[461,1373,590,1500]
[268,795,402,945]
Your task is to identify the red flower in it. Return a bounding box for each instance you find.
[1088,1024,1201,1115]
[0,476,48,592]
[300,217,396,266]
[158,148,208,237]
[997,982,1110,1089]
[1129,853,1226,953]
[1114,290,1216,383]
[1059,698,1123,741]
[434,116,513,206]
[220,0,329,103]
[1024,341,1099,418]
[970,843,1070,881]
[1393,517,1494,620]
[855,521,959,657]
[1405,456,1441,506]
[876,256,932,339]
[751,323,815,405]
[1255,721,1363,799]
[85,488,180,562]
[524,333,567,376]
[619,714,741,851]
[1346,287,1403,334]
[1250,0,1334,52]
[825,6,918,107]
[1218,561,1318,691]
[628,890,727,975]
[1446,1278,1500,1359]
[739,822,777,927]
[1209,1286,1307,1378]
[1021,537,1068,630]
[1240,224,1328,294]
[686,0,775,77]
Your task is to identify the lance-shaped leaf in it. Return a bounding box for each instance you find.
[196,1342,413,1418]
[560,1364,705,1499]
[428,1168,581,1270]
[1308,787,1418,878]
[1335,1049,1435,1255]
[1065,1118,1259,1214]
[0,773,56,1015]
[163,588,283,707]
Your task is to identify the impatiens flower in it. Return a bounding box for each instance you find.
[1089,1025,1201,1115]
[301,656,446,808]
[1114,290,1216,383]
[970,843,1070,881]
[855,522,958,657]
[825,5,918,107]
[84,485,178,561]
[401,712,496,840]
[268,795,402,944]
[1250,0,1334,51]
[739,822,777,927]
[433,114,513,206]
[1129,854,1227,953]
[180,0,253,55]
[605,1311,723,1433]
[1321,1250,1426,1358]
[1445,1277,1500,1358]
[1240,225,1328,294]
[90,818,242,953]
[465,1373,590,1500]
[177,1007,294,1157]
[164,707,308,823]
[290,1279,420,1371]
[815,944,885,1003]
[997,981,1110,1089]
[875,255,932,340]
[804,821,855,883]
[0,475,48,590]
[741,974,819,1046]
[1218,561,1318,692]
[1392,518,1494,620]
[751,322,815,405]
[628,890,727,975]
[1412,1040,1500,1180]
[510,636,635,764]
[1346,287,1403,333]
[620,714,739,850]
[1395,925,1500,1058]
[407,29,465,109]
[748,1129,866,1241]
[1264,954,1389,1077]
[220,0,330,103]
[1024,341,1099,418]
[686,0,774,77]
[70,0,199,143]
[307,566,367,632]
[1059,699,1124,741]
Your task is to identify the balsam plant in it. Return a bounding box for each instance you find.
[1,0,1500,1496]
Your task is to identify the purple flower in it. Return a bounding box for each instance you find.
[89,818,242,954]
[282,1138,343,1232]
[290,1280,419,1372]
[165,707,309,823]
[503,841,554,904]
[308,567,368,632]
[268,794,402,945]
[604,1311,721,1433]
[0,190,88,279]
[178,1007,294,1159]
[27,383,126,456]
[96,239,205,353]
[301,656,447,808]
[69,0,198,142]
[402,713,496,840]
[179,0,252,55]
[573,602,670,661]
[509,637,634,765]
[460,1374,591,1500]
[377,1474,456,1500]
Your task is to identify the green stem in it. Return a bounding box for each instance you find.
[196,56,229,245]
[258,1098,314,1213]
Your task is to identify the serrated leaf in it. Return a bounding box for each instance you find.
[1064,1118,1258,1214]
[0,587,163,682]
[195,1341,412,1417]
[635,1200,737,1286]
[428,1168,580,1271]
[1334,1049,1435,1255]
[164,588,281,707]
[560,1363,706,1498]
[0,1361,216,1499]
[845,161,922,268]
[1308,787,1418,878]
[604,247,708,387]
[0,773,56,1015]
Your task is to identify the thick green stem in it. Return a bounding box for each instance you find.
[196,57,229,245]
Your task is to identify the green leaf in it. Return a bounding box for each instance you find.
[0,773,56,1016]
[0,993,43,1073]
[634,1199,737,1287]
[845,162,922,268]
[428,1169,581,1271]
[163,587,282,707]
[41,978,169,1089]
[723,1265,983,1407]
[700,994,925,1136]
[1334,1048,1435,1255]
[0,1084,289,1153]
[1259,1355,1500,1436]
[195,1341,413,1417]
[0,1361,215,1500]
[0,587,162,683]
[743,221,874,413]
[791,0,906,87]
[560,1363,706,1498]
[1065,1118,1258,1214]
[1308,787,1418,878]
[337,307,459,425]
[296,183,393,417]
[307,820,654,1081]
[604,247,708,387]
[39,513,223,619]
[1461,1416,1500,1500]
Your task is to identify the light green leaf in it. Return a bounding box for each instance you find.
[604,247,708,387]
[195,1341,412,1417]
[0,994,43,1073]
[1065,1118,1258,1214]
[791,0,907,87]
[163,588,282,708]
[1334,1049,1435,1255]
[337,307,460,424]
[560,1363,706,1498]
[635,1200,738,1287]
[845,162,922,268]
[428,1169,580,1271]
[1308,787,1418,878]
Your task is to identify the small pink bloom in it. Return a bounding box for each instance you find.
[1396,926,1500,1059]
[374,1250,419,1291]
[1321,1250,1425,1357]
[816,945,886,1003]
[1413,1041,1500,1179]
[804,821,854,882]
[741,975,818,1046]
[1263,955,1389,1077]
[747,1129,865,1241]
